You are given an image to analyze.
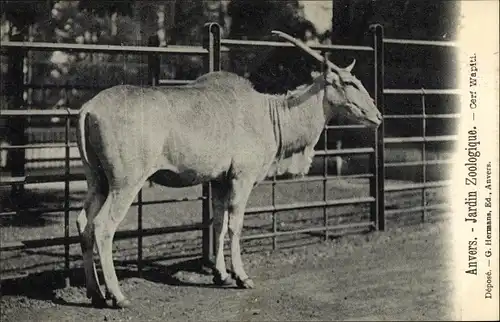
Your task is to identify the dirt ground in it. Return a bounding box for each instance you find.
[1,176,451,321]
[1,218,453,321]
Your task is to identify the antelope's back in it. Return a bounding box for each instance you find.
[81,71,259,130]
[78,73,272,176]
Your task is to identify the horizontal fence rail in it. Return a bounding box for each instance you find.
[1,223,206,252]
[246,197,376,215]
[0,41,209,54]
[384,114,460,119]
[383,88,461,95]
[20,81,194,90]
[384,135,458,143]
[1,23,458,282]
[383,38,458,48]
[385,159,453,168]
[220,38,374,52]
[0,109,79,117]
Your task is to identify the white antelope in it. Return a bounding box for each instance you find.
[75,30,382,308]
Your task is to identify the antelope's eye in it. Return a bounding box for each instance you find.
[344,81,358,88]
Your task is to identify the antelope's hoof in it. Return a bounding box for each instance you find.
[236,277,255,289]
[112,297,131,309]
[90,295,108,309]
[213,274,233,286]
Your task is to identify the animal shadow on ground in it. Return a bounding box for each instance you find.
[1,257,233,309]
[114,257,238,290]
[1,269,76,304]
[0,188,84,227]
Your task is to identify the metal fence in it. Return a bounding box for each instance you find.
[382,36,459,221]
[0,23,458,282]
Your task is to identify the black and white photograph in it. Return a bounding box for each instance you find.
[0,1,498,321]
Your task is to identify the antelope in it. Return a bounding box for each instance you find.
[75,30,382,308]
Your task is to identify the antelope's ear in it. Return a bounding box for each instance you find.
[345,59,356,72]
[310,71,321,79]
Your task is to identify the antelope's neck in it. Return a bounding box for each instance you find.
[270,80,326,159]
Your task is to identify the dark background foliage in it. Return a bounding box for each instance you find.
[1,0,460,140]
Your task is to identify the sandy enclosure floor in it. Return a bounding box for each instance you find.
[1,177,451,321]
[1,220,453,321]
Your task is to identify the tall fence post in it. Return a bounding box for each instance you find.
[6,33,26,205]
[64,109,71,287]
[201,23,221,267]
[205,23,221,72]
[369,24,386,231]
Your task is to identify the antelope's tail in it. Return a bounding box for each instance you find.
[76,107,90,165]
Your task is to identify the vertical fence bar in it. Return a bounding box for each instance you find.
[64,111,71,287]
[26,26,34,117]
[202,182,214,264]
[137,187,143,276]
[368,26,378,230]
[148,35,160,86]
[323,122,329,240]
[7,33,26,205]
[369,24,385,231]
[205,23,221,72]
[202,23,221,265]
[272,178,277,250]
[421,88,427,222]
[322,51,329,240]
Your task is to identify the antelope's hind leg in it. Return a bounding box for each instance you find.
[76,172,107,307]
[93,181,145,309]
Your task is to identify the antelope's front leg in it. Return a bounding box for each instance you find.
[227,177,255,289]
[211,183,232,286]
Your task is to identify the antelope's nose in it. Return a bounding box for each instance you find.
[376,112,383,126]
[368,110,383,127]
